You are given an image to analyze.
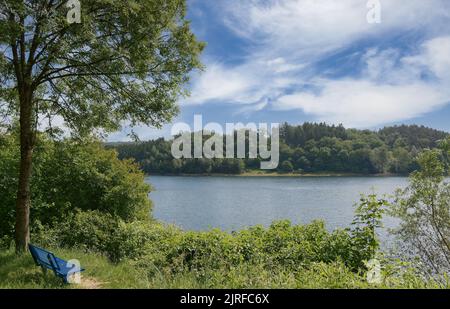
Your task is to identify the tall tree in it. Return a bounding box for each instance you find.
[0,0,204,252]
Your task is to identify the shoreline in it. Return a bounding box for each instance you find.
[145,172,407,178]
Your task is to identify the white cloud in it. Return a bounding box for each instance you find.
[183,0,450,128]
[275,80,448,128]
[363,48,401,81]
[274,36,450,128]
[223,0,449,59]
[235,98,270,115]
[184,63,253,105]
[403,36,450,81]
[183,59,299,106]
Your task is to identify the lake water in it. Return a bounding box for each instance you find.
[147,176,408,235]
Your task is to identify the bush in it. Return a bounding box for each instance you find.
[133,220,362,275]
[0,134,18,243]
[280,160,294,173]
[349,194,388,270]
[33,210,370,272]
[32,139,152,221]
[391,146,450,277]
[0,135,152,246]
[33,210,178,263]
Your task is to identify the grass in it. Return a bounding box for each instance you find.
[0,247,148,289]
[2,246,448,289]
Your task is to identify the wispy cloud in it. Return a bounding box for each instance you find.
[183,59,300,106]
[274,79,449,128]
[273,36,450,127]
[184,0,450,128]
[223,0,448,56]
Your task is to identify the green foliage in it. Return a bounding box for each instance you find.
[1,0,204,252]
[3,130,450,288]
[0,134,18,243]
[36,210,382,275]
[0,247,69,289]
[350,194,388,269]
[0,0,204,134]
[1,137,447,288]
[33,139,152,221]
[35,210,178,263]
[0,135,152,246]
[390,139,450,278]
[110,123,447,175]
[280,160,294,173]
[2,246,447,289]
[8,220,446,289]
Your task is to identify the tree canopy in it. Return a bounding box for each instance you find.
[0,0,204,134]
[0,0,204,251]
[109,123,449,175]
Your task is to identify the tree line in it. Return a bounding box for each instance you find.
[109,123,449,175]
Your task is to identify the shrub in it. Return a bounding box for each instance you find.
[349,194,388,270]
[280,160,294,173]
[34,210,179,263]
[32,139,152,222]
[391,146,450,277]
[0,134,18,243]
[137,220,361,276]
[34,210,370,273]
[0,135,152,246]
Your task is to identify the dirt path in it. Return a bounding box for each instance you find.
[78,276,104,289]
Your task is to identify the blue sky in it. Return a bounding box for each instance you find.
[109,0,450,141]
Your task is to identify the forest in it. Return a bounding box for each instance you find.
[109,123,449,175]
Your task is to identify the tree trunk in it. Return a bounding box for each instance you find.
[15,91,34,253]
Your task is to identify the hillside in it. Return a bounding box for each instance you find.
[108,123,449,175]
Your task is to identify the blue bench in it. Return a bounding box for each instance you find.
[28,244,85,283]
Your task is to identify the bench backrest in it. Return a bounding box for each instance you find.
[28,244,59,270]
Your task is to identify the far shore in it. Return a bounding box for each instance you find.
[145,171,407,178]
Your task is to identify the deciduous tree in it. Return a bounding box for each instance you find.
[0,0,204,252]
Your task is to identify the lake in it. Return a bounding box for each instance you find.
[147,176,408,235]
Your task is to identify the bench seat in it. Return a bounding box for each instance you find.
[29,244,85,283]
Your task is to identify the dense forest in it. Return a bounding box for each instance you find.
[108,123,449,175]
